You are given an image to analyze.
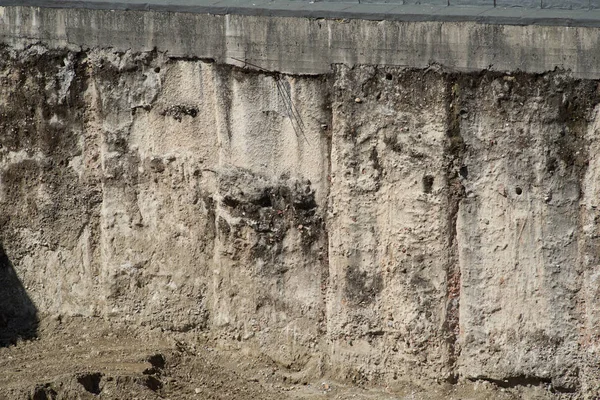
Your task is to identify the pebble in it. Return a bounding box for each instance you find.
[354,97,362,103]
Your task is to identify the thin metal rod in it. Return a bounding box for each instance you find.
[230,57,309,144]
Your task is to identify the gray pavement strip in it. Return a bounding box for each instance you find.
[2,0,600,25]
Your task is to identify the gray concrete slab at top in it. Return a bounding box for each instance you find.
[496,0,539,7]
[4,0,600,26]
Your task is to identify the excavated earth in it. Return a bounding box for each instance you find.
[0,316,525,400]
[1,44,600,399]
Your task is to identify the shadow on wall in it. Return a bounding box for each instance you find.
[0,243,38,347]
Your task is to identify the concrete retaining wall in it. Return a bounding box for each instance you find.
[3,3,600,398]
[3,5,600,78]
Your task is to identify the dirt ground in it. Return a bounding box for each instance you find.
[0,316,557,400]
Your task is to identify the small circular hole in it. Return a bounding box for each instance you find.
[515,187,522,195]
[154,67,161,73]
[386,73,393,80]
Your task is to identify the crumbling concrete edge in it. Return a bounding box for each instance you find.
[2,5,600,78]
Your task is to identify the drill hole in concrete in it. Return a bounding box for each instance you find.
[515,187,523,195]
[154,67,161,73]
[386,73,393,80]
[422,175,434,194]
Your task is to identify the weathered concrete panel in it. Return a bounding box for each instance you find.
[454,74,597,392]
[496,0,541,7]
[543,0,589,8]
[327,66,453,384]
[3,0,600,9]
[5,6,600,79]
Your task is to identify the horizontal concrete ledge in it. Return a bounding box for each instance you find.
[6,0,600,26]
[2,5,600,78]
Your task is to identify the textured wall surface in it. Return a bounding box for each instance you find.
[3,4,600,399]
[6,6,600,79]
[4,0,600,14]
[2,44,600,398]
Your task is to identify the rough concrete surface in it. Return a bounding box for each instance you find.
[2,29,600,400]
[9,6,600,79]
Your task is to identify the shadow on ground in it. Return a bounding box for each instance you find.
[0,243,38,346]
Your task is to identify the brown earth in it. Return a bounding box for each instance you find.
[0,316,550,400]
